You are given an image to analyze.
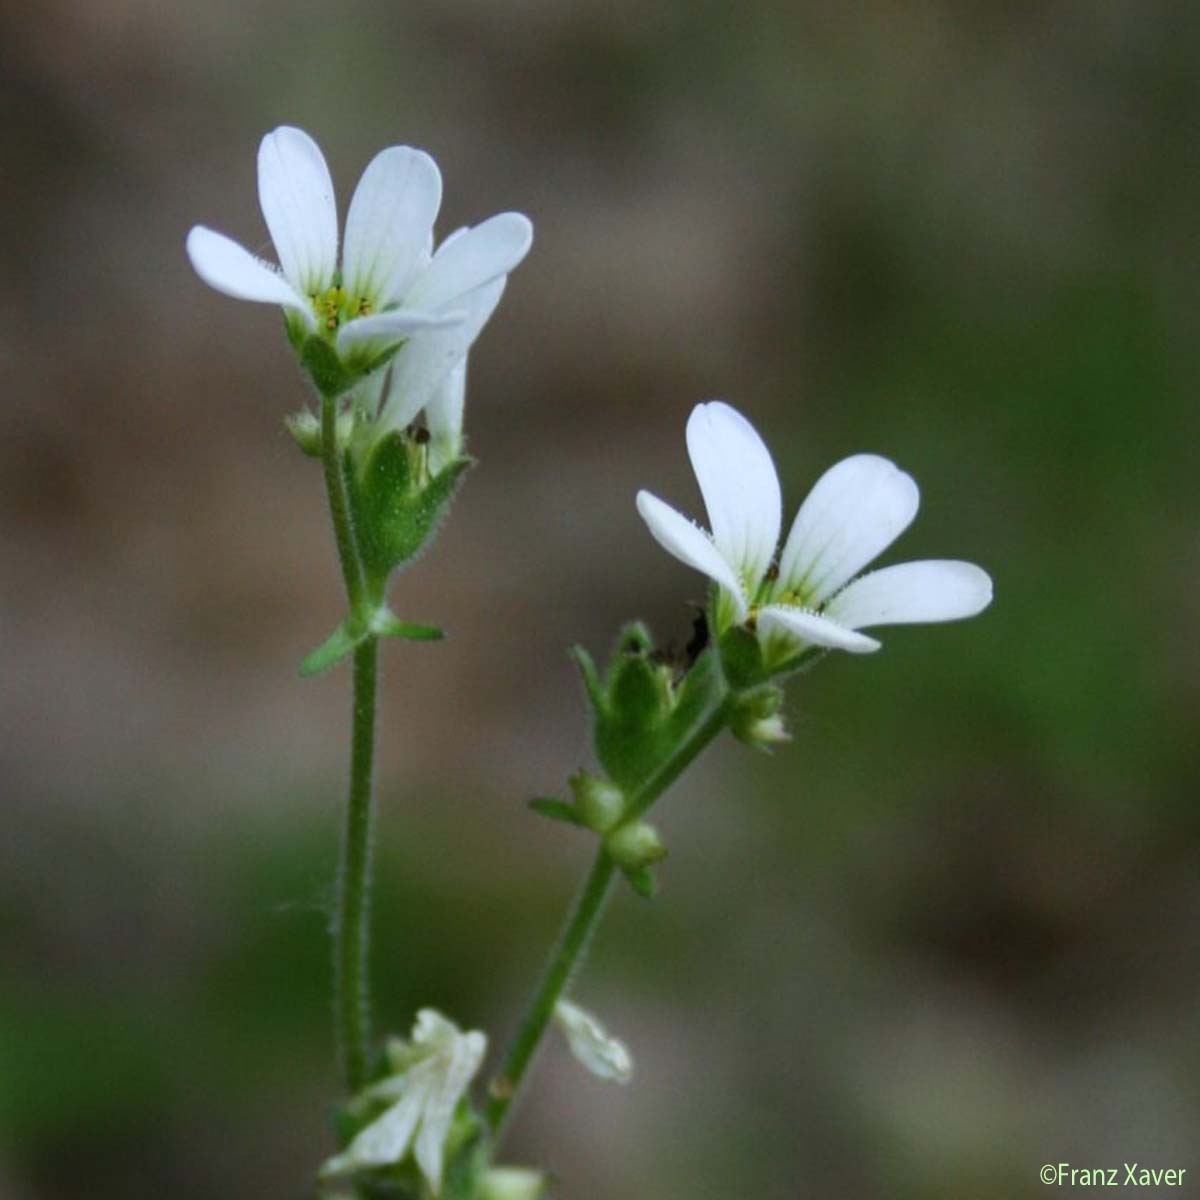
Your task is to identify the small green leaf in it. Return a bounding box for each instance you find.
[300,620,367,677]
[373,610,444,641]
[528,797,584,826]
[622,866,659,900]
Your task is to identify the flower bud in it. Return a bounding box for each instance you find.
[479,1167,547,1200]
[570,771,625,833]
[605,820,666,871]
[285,407,356,458]
[731,684,790,749]
[284,409,322,456]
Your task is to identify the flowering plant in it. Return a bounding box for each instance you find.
[188,127,991,1199]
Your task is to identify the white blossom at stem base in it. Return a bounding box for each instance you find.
[319,1009,486,1195]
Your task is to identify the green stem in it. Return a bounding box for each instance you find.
[485,690,736,1140]
[335,636,380,1092]
[318,391,378,1092]
[320,393,364,612]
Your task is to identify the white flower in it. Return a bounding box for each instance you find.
[554,999,633,1084]
[319,1009,486,1195]
[186,126,532,424]
[424,356,467,474]
[636,401,992,659]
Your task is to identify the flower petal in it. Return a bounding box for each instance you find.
[635,491,747,618]
[413,1029,486,1195]
[185,226,314,325]
[342,146,442,308]
[379,277,506,431]
[320,1073,431,1176]
[335,307,466,359]
[257,126,337,295]
[757,604,881,654]
[825,560,993,630]
[425,358,467,473]
[554,1000,633,1085]
[348,369,387,420]
[686,402,781,592]
[777,454,919,604]
[405,213,533,310]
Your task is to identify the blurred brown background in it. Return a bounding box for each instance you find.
[2,2,1199,1198]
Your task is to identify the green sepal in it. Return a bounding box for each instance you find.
[717,623,767,690]
[529,797,584,826]
[300,619,368,677]
[348,429,473,591]
[569,645,604,713]
[609,645,672,732]
[594,637,725,793]
[622,865,659,900]
[300,335,359,399]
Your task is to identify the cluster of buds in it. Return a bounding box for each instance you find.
[532,769,667,897]
[530,622,727,895]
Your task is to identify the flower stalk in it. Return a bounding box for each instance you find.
[337,635,380,1092]
[486,684,736,1141]
[318,389,379,1092]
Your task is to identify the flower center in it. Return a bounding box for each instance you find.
[311,285,374,332]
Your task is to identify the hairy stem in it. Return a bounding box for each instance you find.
[319,391,378,1092]
[335,636,380,1092]
[485,691,735,1140]
[320,393,364,612]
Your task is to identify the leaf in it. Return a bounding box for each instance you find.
[528,797,584,826]
[373,611,445,642]
[300,620,367,677]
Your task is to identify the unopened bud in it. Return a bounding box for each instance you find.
[605,820,666,870]
[570,771,625,833]
[731,685,789,749]
[285,408,355,457]
[284,410,322,456]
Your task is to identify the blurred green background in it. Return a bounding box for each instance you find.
[2,2,1199,1197]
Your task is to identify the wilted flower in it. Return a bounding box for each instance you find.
[320,1009,486,1195]
[637,401,992,661]
[554,999,633,1084]
[186,125,531,432]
